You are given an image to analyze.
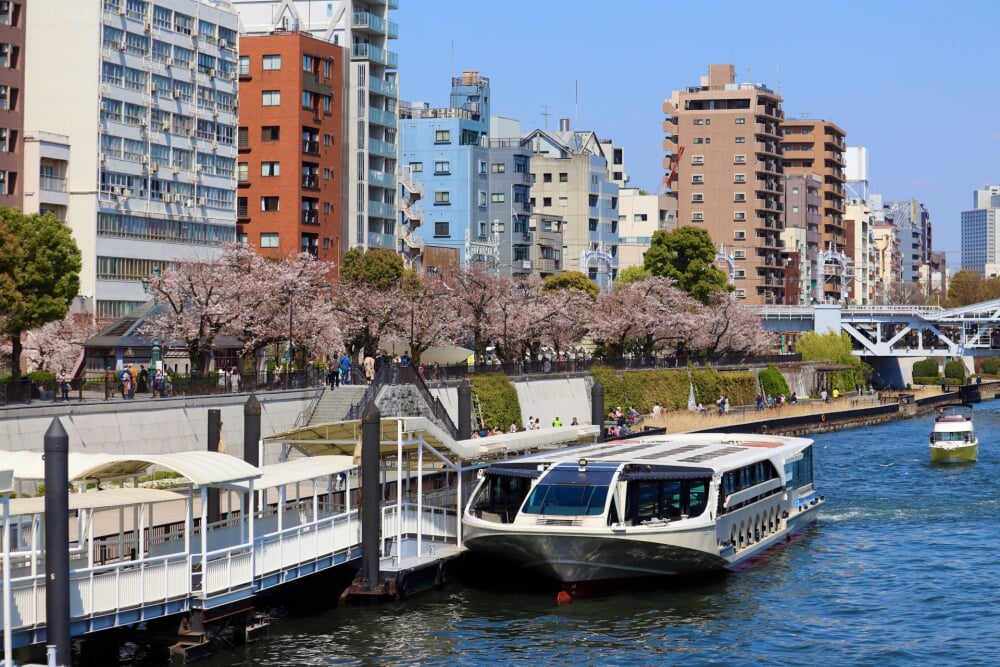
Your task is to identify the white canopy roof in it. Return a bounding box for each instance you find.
[8,487,185,517]
[231,455,355,491]
[4,450,260,488]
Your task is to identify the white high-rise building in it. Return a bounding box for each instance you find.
[234,0,399,253]
[961,185,1000,276]
[26,0,240,320]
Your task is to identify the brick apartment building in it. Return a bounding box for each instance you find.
[237,30,344,268]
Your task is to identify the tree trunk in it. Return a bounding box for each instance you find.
[10,330,22,381]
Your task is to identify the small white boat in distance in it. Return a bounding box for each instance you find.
[929,405,978,463]
[462,432,824,593]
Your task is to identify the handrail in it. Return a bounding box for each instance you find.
[397,365,458,438]
[346,362,390,420]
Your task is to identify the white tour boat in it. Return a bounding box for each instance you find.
[462,432,824,591]
[929,405,978,463]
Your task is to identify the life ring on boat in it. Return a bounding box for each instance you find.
[820,414,826,423]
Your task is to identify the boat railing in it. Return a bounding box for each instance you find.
[380,502,457,557]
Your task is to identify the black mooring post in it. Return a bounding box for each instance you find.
[243,395,262,512]
[44,418,71,667]
[207,409,221,524]
[360,402,381,591]
[591,380,605,442]
[457,379,472,440]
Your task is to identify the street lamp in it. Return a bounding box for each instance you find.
[141,265,162,387]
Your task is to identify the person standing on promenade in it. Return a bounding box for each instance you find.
[138,365,149,394]
[364,354,375,384]
[59,370,70,402]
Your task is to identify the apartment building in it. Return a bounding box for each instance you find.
[664,64,785,304]
[524,121,620,290]
[780,174,822,304]
[884,198,932,291]
[27,0,240,320]
[845,197,876,305]
[781,118,848,302]
[0,0,24,208]
[960,185,1000,275]
[236,31,344,266]
[234,0,399,255]
[616,187,675,271]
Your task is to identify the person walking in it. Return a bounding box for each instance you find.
[339,352,352,385]
[364,354,375,384]
[59,370,70,402]
[552,416,563,427]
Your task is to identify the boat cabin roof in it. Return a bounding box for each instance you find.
[493,432,813,474]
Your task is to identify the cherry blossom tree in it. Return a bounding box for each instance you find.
[21,312,102,376]
[387,273,467,367]
[693,295,774,355]
[453,264,510,357]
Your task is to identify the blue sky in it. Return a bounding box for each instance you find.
[395,0,1000,266]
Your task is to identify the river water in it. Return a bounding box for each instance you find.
[199,403,1000,666]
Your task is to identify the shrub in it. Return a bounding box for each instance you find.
[981,358,1000,375]
[590,364,757,413]
[470,373,521,431]
[758,365,790,399]
[944,360,966,382]
[912,358,938,378]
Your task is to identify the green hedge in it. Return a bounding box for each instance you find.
[590,365,758,413]
[912,358,938,378]
[944,360,965,382]
[758,365,790,399]
[912,376,942,386]
[982,358,1000,375]
[470,373,522,431]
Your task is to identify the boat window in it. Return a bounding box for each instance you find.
[787,446,813,488]
[624,478,712,525]
[520,464,616,517]
[472,474,532,522]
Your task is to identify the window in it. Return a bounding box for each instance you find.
[691,174,704,184]
[491,163,505,173]
[323,60,332,78]
[491,193,505,203]
[543,173,552,183]
[323,168,330,180]
[734,174,746,184]
[735,269,746,279]
[435,130,450,143]
[302,91,314,108]
[735,136,746,143]
[735,289,746,299]
[693,138,704,145]
[558,196,568,207]
[237,55,249,75]
[734,154,747,164]
[734,193,746,202]
[302,55,314,73]
[733,249,746,259]
[410,161,423,172]
[478,160,487,174]
[734,212,746,221]
[792,206,800,213]
[558,172,568,182]
[262,54,281,70]
[434,220,449,237]
[262,90,280,106]
[791,186,800,194]
[691,193,704,203]
[434,160,450,175]
[736,117,746,124]
[693,119,703,125]
[543,197,552,207]
[237,162,248,182]
[260,233,279,248]
[261,196,279,211]
[692,212,704,221]
[691,155,704,165]
[478,191,487,207]
[261,161,280,177]
[434,191,450,205]
[634,213,648,222]
[734,231,746,240]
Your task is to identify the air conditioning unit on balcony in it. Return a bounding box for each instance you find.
[161,121,170,131]
[171,166,179,174]
[165,57,173,66]
[110,186,121,196]
[120,188,130,199]
[140,155,148,164]
[196,197,206,206]
[172,90,181,99]
[143,21,151,32]
[193,165,201,172]
[150,163,158,173]
[219,39,228,49]
[185,198,194,207]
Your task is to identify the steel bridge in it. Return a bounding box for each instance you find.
[759,302,1000,358]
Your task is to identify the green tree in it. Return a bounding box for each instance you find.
[340,247,409,289]
[541,270,599,300]
[795,330,855,365]
[615,265,652,283]
[643,227,730,304]
[944,270,1000,307]
[0,209,81,383]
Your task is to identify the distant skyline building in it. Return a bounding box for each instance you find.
[616,187,674,271]
[234,0,400,254]
[781,174,823,305]
[960,184,1000,275]
[524,121,621,289]
[236,31,344,267]
[884,198,932,289]
[0,0,24,210]
[27,0,240,320]
[780,117,849,303]
[664,63,785,304]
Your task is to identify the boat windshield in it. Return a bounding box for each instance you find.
[521,464,616,517]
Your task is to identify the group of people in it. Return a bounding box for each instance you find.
[755,393,795,410]
[108,364,171,400]
[471,415,581,438]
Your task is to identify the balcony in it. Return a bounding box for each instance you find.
[368,168,394,188]
[368,75,397,97]
[301,210,318,225]
[368,200,395,219]
[367,231,395,249]
[352,11,386,32]
[368,107,397,128]
[39,174,67,193]
[351,43,399,68]
[301,175,320,190]
[368,137,396,158]
[302,140,320,155]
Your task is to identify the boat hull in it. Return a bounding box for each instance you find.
[463,502,822,584]
[929,442,978,463]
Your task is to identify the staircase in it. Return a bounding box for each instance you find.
[307,385,368,425]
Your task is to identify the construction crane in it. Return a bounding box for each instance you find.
[663,145,686,190]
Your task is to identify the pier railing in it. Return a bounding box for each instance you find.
[380,502,457,558]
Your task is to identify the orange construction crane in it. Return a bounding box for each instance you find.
[664,145,685,190]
